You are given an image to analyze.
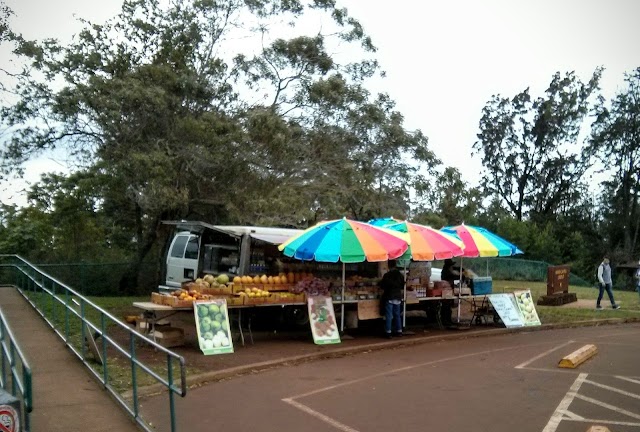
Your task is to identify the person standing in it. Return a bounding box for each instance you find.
[379,260,405,338]
[597,255,620,310]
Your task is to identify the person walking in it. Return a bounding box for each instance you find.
[635,259,640,301]
[379,260,405,338]
[597,255,620,310]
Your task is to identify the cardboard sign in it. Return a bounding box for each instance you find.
[308,296,341,345]
[488,293,525,328]
[513,290,542,326]
[358,299,382,320]
[194,299,234,355]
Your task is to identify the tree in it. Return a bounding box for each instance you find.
[411,167,482,227]
[2,0,438,291]
[474,70,601,221]
[587,67,640,261]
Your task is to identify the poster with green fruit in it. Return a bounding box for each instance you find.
[513,290,541,326]
[194,299,234,355]
[307,296,341,345]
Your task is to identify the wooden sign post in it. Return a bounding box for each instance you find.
[537,265,577,306]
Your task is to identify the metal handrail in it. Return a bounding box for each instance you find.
[0,254,187,432]
[0,308,33,432]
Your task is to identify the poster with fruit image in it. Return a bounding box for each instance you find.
[513,290,541,326]
[307,296,341,345]
[194,299,234,355]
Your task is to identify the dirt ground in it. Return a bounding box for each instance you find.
[117,296,608,378]
[120,301,493,375]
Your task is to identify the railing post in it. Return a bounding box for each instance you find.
[0,320,6,388]
[9,343,17,396]
[64,286,70,341]
[51,279,57,325]
[23,364,32,431]
[130,333,139,418]
[80,300,86,361]
[168,356,177,432]
[101,314,108,386]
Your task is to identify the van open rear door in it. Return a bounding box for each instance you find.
[166,232,200,287]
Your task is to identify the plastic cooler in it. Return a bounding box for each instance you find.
[472,277,493,295]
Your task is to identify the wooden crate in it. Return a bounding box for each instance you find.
[151,292,165,305]
[151,327,185,348]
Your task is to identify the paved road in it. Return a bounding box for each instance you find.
[141,323,640,432]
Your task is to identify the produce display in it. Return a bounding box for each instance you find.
[151,271,380,308]
[291,277,331,296]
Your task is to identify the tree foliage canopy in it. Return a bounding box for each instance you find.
[1,0,439,291]
[474,70,601,222]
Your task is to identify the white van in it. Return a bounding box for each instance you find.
[161,221,302,290]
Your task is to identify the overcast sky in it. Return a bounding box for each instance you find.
[2,0,640,207]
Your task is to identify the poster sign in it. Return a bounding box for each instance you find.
[308,296,341,345]
[513,290,542,326]
[194,299,234,355]
[488,293,525,328]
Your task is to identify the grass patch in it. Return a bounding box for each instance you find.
[20,289,196,394]
[493,280,640,324]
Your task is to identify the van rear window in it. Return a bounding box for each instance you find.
[185,236,199,259]
[170,235,189,258]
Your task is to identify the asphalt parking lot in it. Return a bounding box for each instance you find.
[141,323,640,432]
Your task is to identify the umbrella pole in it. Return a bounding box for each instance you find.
[403,264,407,328]
[457,257,463,323]
[341,262,345,332]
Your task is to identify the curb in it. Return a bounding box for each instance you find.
[131,316,640,400]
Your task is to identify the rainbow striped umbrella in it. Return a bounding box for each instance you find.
[440,224,523,257]
[369,218,465,261]
[279,218,409,263]
[440,224,523,323]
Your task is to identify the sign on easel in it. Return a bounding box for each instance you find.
[194,299,234,355]
[488,293,525,328]
[308,296,341,345]
[513,290,542,326]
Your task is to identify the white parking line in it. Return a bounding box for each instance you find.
[542,373,587,432]
[514,340,574,369]
[562,418,640,427]
[617,376,640,385]
[584,378,640,400]
[282,398,361,432]
[573,393,640,420]
[283,343,547,432]
[284,345,518,401]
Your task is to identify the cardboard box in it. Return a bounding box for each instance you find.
[151,327,185,348]
[227,295,244,306]
[426,288,443,297]
[151,292,165,305]
[454,287,472,296]
[137,320,170,332]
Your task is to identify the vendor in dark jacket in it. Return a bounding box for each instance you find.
[442,258,461,288]
[379,260,405,338]
[438,259,462,327]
